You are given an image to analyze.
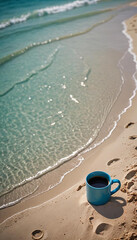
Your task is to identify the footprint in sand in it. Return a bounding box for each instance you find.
[107,158,120,166]
[121,180,134,193]
[95,223,112,235]
[127,181,134,190]
[129,135,137,140]
[31,229,45,240]
[125,122,134,128]
[121,168,137,192]
[121,167,137,203]
[125,169,137,180]
[89,216,94,224]
[77,183,86,191]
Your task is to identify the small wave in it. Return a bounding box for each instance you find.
[0,184,39,210]
[35,0,100,16]
[0,0,100,30]
[0,14,31,29]
[0,14,114,67]
[0,156,84,211]
[0,7,114,41]
[0,139,88,208]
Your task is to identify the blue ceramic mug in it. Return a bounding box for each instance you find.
[86,171,121,205]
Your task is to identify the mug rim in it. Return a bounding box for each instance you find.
[86,171,111,189]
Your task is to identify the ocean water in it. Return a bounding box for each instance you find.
[0,0,137,209]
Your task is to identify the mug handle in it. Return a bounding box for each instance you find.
[110,179,121,195]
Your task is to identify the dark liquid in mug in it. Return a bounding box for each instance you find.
[88,176,108,188]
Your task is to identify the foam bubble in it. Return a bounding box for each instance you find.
[81,82,86,87]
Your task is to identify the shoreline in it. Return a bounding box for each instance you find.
[0,31,136,211]
[0,2,136,212]
[0,8,137,240]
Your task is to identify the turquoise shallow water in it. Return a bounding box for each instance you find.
[0,0,137,208]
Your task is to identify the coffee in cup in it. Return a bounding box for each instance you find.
[86,171,121,205]
[88,176,109,188]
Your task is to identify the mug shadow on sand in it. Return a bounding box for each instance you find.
[91,197,126,219]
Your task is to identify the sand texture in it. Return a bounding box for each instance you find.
[0,9,137,240]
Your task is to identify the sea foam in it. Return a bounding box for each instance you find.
[36,0,100,15]
[0,0,100,29]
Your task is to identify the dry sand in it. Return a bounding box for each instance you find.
[0,10,137,240]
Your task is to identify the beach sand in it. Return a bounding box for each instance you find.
[0,10,137,240]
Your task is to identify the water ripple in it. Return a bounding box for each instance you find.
[0,47,60,97]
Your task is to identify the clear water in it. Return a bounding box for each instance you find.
[0,0,137,208]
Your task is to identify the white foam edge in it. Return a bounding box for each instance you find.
[0,143,87,205]
[0,14,30,29]
[0,0,100,29]
[35,0,100,15]
[0,155,84,223]
[83,20,137,155]
[0,185,39,210]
